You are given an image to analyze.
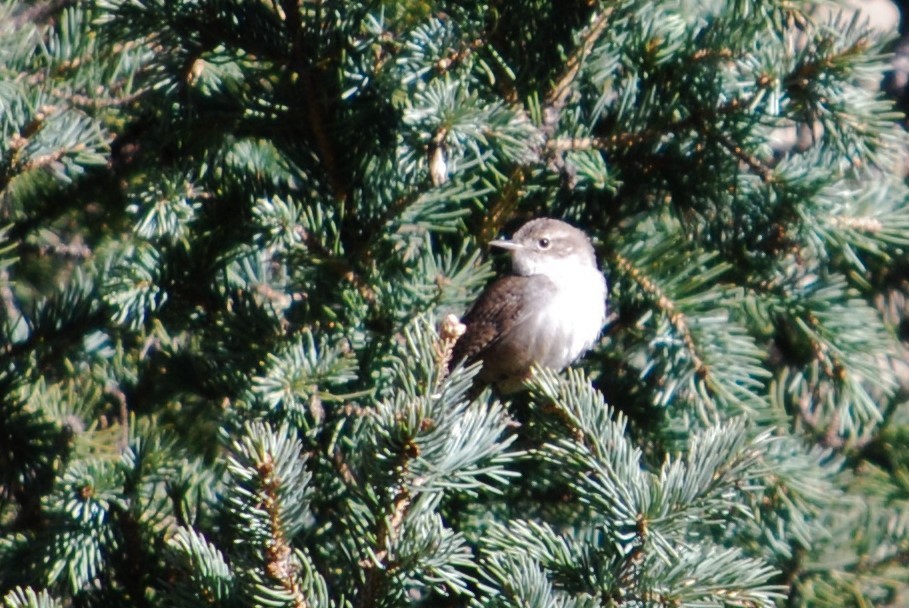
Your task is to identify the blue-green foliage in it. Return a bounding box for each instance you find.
[0,0,907,606]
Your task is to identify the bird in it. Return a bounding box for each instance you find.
[450,218,607,393]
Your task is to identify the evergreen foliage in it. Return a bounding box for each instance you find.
[1,0,908,606]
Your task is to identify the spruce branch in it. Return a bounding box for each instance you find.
[257,452,309,608]
[478,166,527,244]
[497,370,778,604]
[347,189,424,260]
[224,422,318,606]
[9,0,72,27]
[350,321,515,602]
[2,586,62,608]
[107,502,153,608]
[611,231,771,420]
[353,405,425,604]
[434,313,466,388]
[544,88,768,173]
[544,7,613,120]
[166,527,234,605]
[612,251,709,381]
[0,267,20,326]
[356,486,413,608]
[0,304,106,369]
[827,215,883,233]
[23,233,92,261]
[280,0,348,204]
[772,274,897,439]
[61,84,151,110]
[103,384,129,453]
[710,127,774,183]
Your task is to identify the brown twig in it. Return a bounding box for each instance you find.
[612,252,710,382]
[479,167,527,245]
[711,128,774,183]
[545,82,777,186]
[257,453,310,608]
[105,384,130,452]
[63,88,151,110]
[545,9,613,112]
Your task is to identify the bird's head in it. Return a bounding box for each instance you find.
[490,218,597,277]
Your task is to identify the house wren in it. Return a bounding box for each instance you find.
[451,218,607,393]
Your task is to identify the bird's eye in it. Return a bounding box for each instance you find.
[538,238,550,249]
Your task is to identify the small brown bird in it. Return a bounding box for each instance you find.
[451,218,607,393]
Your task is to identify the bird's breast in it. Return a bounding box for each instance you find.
[521,265,607,370]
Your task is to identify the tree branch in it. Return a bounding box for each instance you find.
[259,452,310,608]
[545,8,613,113]
[281,0,349,204]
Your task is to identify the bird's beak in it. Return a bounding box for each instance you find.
[489,239,523,251]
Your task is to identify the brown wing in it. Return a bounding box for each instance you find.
[450,274,555,367]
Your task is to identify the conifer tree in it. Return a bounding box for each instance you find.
[1,0,908,606]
